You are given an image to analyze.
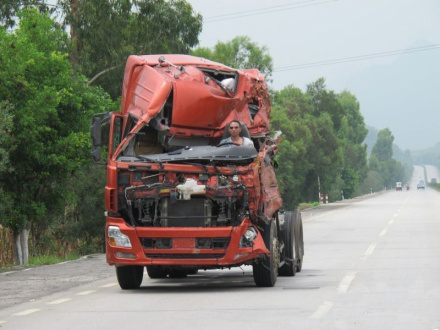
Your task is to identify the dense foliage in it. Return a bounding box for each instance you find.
[368,128,406,189]
[271,80,368,209]
[0,9,115,262]
[60,0,203,99]
[191,36,273,79]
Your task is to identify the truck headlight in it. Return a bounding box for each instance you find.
[240,227,257,247]
[108,226,132,248]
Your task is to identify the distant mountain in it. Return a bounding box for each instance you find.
[412,143,440,167]
[347,41,440,150]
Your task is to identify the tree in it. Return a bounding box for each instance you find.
[271,80,368,207]
[0,9,114,264]
[0,102,14,174]
[0,102,15,223]
[369,128,405,188]
[304,79,345,202]
[191,36,273,79]
[59,0,203,98]
[337,91,368,198]
[0,0,56,28]
[371,128,394,162]
[271,86,313,209]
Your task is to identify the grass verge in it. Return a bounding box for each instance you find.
[28,254,80,266]
[0,254,81,272]
[297,201,320,211]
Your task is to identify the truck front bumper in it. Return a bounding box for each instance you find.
[105,217,269,267]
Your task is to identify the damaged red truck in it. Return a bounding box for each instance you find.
[91,55,304,288]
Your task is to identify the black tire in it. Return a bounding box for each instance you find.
[187,269,199,275]
[278,211,296,276]
[146,266,168,279]
[168,268,188,278]
[293,211,304,272]
[116,265,144,289]
[253,220,279,287]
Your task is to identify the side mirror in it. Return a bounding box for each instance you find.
[90,112,112,163]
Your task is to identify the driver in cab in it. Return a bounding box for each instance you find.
[219,120,254,147]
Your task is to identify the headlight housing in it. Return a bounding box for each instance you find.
[108,226,132,248]
[240,227,257,247]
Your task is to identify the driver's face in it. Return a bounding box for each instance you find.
[229,124,241,137]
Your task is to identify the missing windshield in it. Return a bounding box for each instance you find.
[198,68,238,94]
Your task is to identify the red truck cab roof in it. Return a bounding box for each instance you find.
[118,54,271,149]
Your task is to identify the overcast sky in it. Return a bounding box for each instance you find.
[187,0,440,150]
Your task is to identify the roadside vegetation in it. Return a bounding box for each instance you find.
[428,182,440,191]
[0,1,412,267]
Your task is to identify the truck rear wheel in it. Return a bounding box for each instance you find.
[253,220,279,287]
[293,211,304,272]
[278,211,296,276]
[116,265,144,289]
[146,266,168,279]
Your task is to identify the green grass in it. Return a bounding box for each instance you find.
[0,254,81,272]
[28,254,80,266]
[297,201,320,211]
[428,182,440,191]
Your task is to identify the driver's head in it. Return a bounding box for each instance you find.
[228,120,242,137]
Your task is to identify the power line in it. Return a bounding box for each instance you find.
[204,0,324,19]
[203,0,336,23]
[273,44,440,72]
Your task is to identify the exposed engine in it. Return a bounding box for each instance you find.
[117,168,251,228]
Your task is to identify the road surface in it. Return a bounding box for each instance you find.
[1,175,439,329]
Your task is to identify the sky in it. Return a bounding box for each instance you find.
[187,0,440,150]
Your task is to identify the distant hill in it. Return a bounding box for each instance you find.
[347,41,440,150]
[412,143,440,167]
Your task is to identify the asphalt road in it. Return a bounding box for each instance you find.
[1,175,439,329]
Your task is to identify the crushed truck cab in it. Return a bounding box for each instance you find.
[91,55,304,288]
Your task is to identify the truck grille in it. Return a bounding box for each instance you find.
[146,254,225,259]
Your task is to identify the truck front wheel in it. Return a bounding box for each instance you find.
[253,220,279,287]
[116,265,144,289]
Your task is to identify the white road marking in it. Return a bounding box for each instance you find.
[47,298,71,305]
[388,219,394,225]
[13,309,41,316]
[337,271,357,293]
[0,320,6,324]
[309,301,334,319]
[1,271,16,275]
[379,228,388,236]
[304,209,342,222]
[393,213,398,217]
[101,283,118,288]
[57,261,69,265]
[76,290,96,296]
[364,242,378,256]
